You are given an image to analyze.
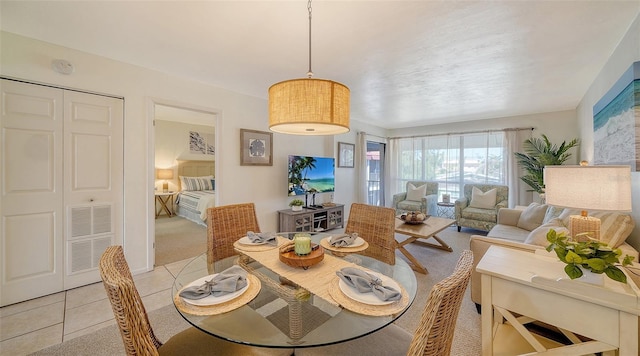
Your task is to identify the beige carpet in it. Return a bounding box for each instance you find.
[33,227,482,355]
[155,216,207,266]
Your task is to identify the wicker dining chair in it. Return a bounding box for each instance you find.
[296,250,474,356]
[99,245,291,356]
[345,203,397,265]
[207,202,261,273]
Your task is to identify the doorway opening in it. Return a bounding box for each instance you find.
[152,103,217,267]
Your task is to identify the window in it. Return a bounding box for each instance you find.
[392,132,506,200]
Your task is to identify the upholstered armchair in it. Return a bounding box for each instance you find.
[455,184,508,232]
[391,181,438,215]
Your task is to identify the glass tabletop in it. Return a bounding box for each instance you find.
[172,232,417,349]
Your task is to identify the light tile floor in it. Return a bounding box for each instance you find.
[0,258,192,356]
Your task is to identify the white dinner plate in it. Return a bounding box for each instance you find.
[325,236,365,248]
[238,236,268,245]
[338,271,400,306]
[181,274,250,306]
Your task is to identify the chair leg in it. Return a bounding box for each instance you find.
[457,226,461,232]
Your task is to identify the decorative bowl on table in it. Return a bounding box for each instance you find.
[399,211,429,225]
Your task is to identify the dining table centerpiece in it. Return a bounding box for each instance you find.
[545,229,634,284]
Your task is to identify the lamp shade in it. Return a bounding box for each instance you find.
[156,168,174,180]
[268,78,350,135]
[544,165,632,211]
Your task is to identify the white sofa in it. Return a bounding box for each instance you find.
[469,203,639,309]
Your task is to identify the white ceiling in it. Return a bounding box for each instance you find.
[2,1,638,129]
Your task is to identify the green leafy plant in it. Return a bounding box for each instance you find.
[546,229,634,283]
[289,199,304,207]
[514,134,579,194]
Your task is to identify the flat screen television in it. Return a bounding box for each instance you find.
[288,155,335,196]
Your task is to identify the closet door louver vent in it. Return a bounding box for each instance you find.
[68,205,113,273]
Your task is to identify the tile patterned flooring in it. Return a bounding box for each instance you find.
[0,258,192,356]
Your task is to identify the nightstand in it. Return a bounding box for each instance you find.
[155,191,177,218]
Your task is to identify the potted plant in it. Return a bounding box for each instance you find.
[545,229,634,284]
[514,134,579,198]
[289,199,304,211]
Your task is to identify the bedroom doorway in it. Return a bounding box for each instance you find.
[153,103,217,267]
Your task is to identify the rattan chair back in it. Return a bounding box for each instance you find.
[406,250,474,356]
[345,203,396,265]
[99,245,162,356]
[207,203,261,272]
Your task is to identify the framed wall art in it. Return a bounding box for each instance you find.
[593,61,639,170]
[240,129,273,166]
[338,141,355,168]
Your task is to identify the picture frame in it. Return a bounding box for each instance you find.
[338,142,355,168]
[240,129,273,166]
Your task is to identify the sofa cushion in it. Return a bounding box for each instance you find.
[516,203,548,231]
[469,187,497,209]
[406,183,427,202]
[487,224,530,242]
[524,218,568,246]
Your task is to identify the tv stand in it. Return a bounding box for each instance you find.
[278,204,344,232]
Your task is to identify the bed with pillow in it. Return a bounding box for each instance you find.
[175,160,216,226]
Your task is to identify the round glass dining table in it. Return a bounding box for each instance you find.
[172,232,417,349]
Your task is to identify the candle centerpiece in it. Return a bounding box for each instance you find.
[294,235,312,255]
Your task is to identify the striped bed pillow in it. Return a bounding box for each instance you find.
[180,175,214,191]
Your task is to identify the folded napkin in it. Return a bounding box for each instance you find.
[179,265,248,300]
[329,233,358,247]
[246,231,276,244]
[336,267,401,302]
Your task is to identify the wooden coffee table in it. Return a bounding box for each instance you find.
[394,216,455,274]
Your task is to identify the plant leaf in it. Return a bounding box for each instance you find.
[564,264,582,279]
[585,258,606,272]
[565,250,582,264]
[604,266,627,284]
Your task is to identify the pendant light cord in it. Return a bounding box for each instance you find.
[307,0,313,78]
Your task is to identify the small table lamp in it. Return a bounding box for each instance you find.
[157,168,174,193]
[544,165,632,240]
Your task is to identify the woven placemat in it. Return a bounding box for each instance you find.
[174,273,261,316]
[320,237,369,254]
[233,236,287,252]
[328,277,409,316]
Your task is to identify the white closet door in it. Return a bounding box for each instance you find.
[0,80,64,306]
[63,90,123,289]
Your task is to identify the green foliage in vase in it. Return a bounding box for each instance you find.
[514,134,579,194]
[546,229,634,283]
[289,199,305,207]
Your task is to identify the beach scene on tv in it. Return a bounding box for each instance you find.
[288,155,335,196]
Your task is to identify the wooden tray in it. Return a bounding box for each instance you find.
[279,244,325,269]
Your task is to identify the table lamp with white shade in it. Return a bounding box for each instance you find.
[156,168,174,193]
[543,165,632,240]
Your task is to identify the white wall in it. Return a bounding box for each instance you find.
[576,12,640,251]
[1,31,343,274]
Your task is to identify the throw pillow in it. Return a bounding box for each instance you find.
[524,218,568,247]
[468,187,497,209]
[517,203,548,231]
[589,211,635,248]
[180,175,214,191]
[406,183,427,202]
[542,205,564,224]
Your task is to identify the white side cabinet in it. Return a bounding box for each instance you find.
[0,79,124,306]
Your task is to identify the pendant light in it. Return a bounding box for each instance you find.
[268,0,350,135]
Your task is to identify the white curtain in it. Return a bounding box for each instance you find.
[505,129,533,207]
[356,132,368,203]
[386,139,399,207]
